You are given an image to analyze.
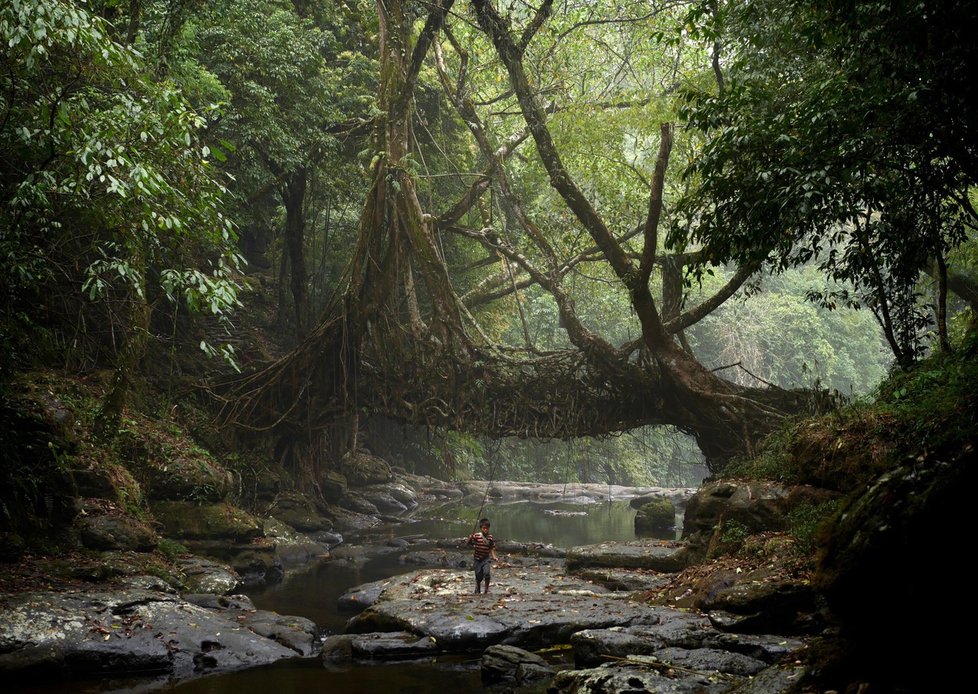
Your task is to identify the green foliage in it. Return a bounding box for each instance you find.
[876,350,978,455]
[723,348,977,495]
[688,266,889,394]
[673,0,978,366]
[1,0,243,368]
[157,538,189,561]
[719,518,751,546]
[721,421,807,485]
[787,499,839,555]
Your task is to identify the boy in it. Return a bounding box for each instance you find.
[467,517,497,594]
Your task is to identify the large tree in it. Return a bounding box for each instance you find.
[224,0,813,474]
[0,0,241,436]
[674,0,978,367]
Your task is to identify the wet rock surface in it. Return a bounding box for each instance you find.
[0,585,311,683]
[2,475,814,692]
[339,561,809,692]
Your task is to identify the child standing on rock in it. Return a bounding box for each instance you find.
[467,517,497,594]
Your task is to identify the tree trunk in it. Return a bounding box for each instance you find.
[94,267,150,442]
[282,167,309,338]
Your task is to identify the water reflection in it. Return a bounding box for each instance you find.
[249,499,666,633]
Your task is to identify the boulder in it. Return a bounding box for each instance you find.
[75,512,158,552]
[813,452,975,689]
[120,440,233,503]
[683,480,839,538]
[480,644,555,685]
[566,540,686,573]
[261,517,329,568]
[339,450,393,486]
[0,588,310,683]
[267,492,332,532]
[635,498,676,534]
[151,501,262,543]
[177,556,242,595]
[319,470,348,503]
[321,632,438,663]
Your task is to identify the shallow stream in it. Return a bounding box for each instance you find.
[32,496,680,693]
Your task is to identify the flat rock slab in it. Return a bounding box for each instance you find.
[345,565,672,652]
[550,659,810,694]
[567,540,687,572]
[0,586,313,683]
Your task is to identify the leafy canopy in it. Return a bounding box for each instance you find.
[0,0,242,365]
[672,0,978,365]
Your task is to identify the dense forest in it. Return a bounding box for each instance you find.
[5,0,974,478]
[1,1,976,690]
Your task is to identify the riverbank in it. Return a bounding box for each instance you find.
[2,476,716,691]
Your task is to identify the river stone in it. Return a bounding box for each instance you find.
[320,470,348,503]
[345,567,664,652]
[549,660,731,693]
[384,483,419,508]
[262,517,330,567]
[566,540,686,573]
[337,577,398,612]
[654,646,769,677]
[683,480,840,538]
[339,450,393,486]
[480,644,555,684]
[182,593,256,611]
[571,621,804,669]
[570,610,714,667]
[151,501,262,542]
[321,631,438,662]
[702,579,820,635]
[0,588,304,682]
[181,540,282,587]
[76,512,158,552]
[635,498,676,533]
[177,556,243,595]
[575,567,674,592]
[729,663,810,693]
[399,548,469,568]
[339,492,380,515]
[359,489,408,515]
[119,574,177,593]
[242,610,318,656]
[267,492,332,532]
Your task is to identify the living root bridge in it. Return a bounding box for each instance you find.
[358,336,670,439]
[215,311,671,440]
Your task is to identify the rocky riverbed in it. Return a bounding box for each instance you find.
[1,472,822,692]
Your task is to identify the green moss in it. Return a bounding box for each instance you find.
[719,519,751,545]
[157,538,190,561]
[787,499,840,555]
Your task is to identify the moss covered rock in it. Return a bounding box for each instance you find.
[151,501,262,542]
[339,450,393,487]
[634,498,675,534]
[76,511,158,552]
[813,448,974,688]
[267,491,331,532]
